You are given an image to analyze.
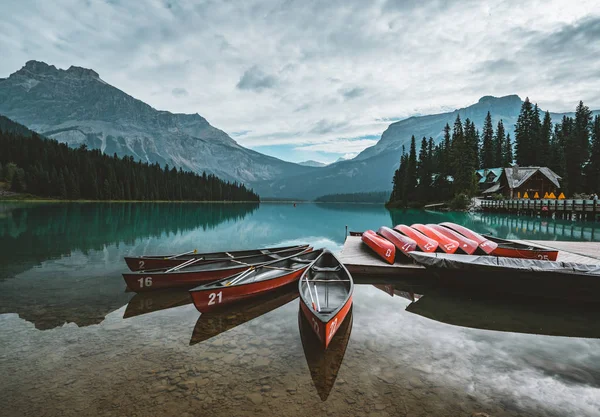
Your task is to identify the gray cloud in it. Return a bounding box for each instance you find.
[309,119,349,135]
[236,66,278,91]
[171,87,188,97]
[341,86,366,100]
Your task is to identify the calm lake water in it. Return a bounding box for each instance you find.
[1,202,600,417]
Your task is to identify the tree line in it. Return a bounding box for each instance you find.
[315,191,390,203]
[0,116,259,201]
[388,99,600,207]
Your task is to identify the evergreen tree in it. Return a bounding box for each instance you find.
[540,111,552,166]
[587,115,600,193]
[481,111,494,168]
[531,104,542,164]
[451,115,475,195]
[464,118,479,170]
[515,97,536,165]
[441,123,451,174]
[494,120,505,167]
[405,136,418,200]
[417,137,430,201]
[503,133,514,166]
[567,101,592,193]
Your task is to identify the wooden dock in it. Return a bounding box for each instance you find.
[339,236,600,276]
[481,199,600,221]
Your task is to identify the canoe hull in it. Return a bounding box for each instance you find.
[123,266,248,292]
[427,224,478,255]
[484,235,559,261]
[377,226,417,257]
[190,268,307,313]
[393,224,438,252]
[439,222,498,254]
[300,294,353,349]
[361,230,396,264]
[411,224,460,254]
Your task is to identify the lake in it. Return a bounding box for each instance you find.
[1,202,599,417]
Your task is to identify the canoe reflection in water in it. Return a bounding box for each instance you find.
[123,288,193,319]
[190,284,299,346]
[299,306,353,401]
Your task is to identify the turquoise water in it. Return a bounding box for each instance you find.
[1,202,599,416]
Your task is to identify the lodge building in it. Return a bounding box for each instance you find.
[477,166,562,199]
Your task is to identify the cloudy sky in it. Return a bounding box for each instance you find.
[1,0,599,164]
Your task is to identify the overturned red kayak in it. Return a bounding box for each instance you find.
[361,230,396,264]
[122,247,311,292]
[377,226,417,258]
[190,249,323,312]
[439,222,498,254]
[393,224,438,253]
[484,235,559,261]
[299,250,353,349]
[427,224,478,255]
[411,224,459,254]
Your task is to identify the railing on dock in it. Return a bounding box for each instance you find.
[481,199,600,221]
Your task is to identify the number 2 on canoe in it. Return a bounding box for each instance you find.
[138,277,152,288]
[208,291,223,305]
[138,260,145,269]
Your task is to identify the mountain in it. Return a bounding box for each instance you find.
[253,95,600,200]
[0,60,315,184]
[298,160,327,167]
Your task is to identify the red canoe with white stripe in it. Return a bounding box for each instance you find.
[411,224,459,254]
[439,222,498,254]
[377,226,417,258]
[189,249,323,312]
[361,230,396,264]
[393,224,439,253]
[122,247,311,292]
[299,250,353,349]
[427,224,479,255]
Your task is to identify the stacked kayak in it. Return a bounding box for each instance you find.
[355,222,559,263]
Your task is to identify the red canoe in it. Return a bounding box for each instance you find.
[122,247,311,292]
[124,244,309,271]
[299,250,353,349]
[377,226,417,257]
[427,224,479,255]
[190,249,323,312]
[411,224,460,254]
[361,230,396,264]
[483,235,559,261]
[439,222,498,254]
[393,224,439,253]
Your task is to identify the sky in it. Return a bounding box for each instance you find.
[1,0,599,164]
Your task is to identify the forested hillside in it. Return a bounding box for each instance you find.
[0,115,259,201]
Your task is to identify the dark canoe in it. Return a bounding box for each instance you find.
[123,288,192,319]
[483,235,559,261]
[406,288,600,339]
[377,226,417,258]
[411,224,460,254]
[438,222,498,254]
[372,284,419,302]
[124,244,309,271]
[409,252,600,302]
[122,247,311,292]
[393,225,439,253]
[189,284,299,345]
[299,306,353,401]
[361,230,396,264]
[190,249,323,312]
[299,250,353,349]
[427,224,479,255]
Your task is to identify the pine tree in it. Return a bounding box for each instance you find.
[481,111,494,168]
[494,120,505,167]
[515,97,535,165]
[540,111,552,166]
[464,118,479,170]
[504,133,514,166]
[405,136,418,200]
[417,137,430,201]
[451,115,475,195]
[531,104,542,164]
[587,115,600,193]
[567,101,592,193]
[441,123,451,174]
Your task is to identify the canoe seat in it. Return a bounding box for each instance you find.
[312,266,341,272]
